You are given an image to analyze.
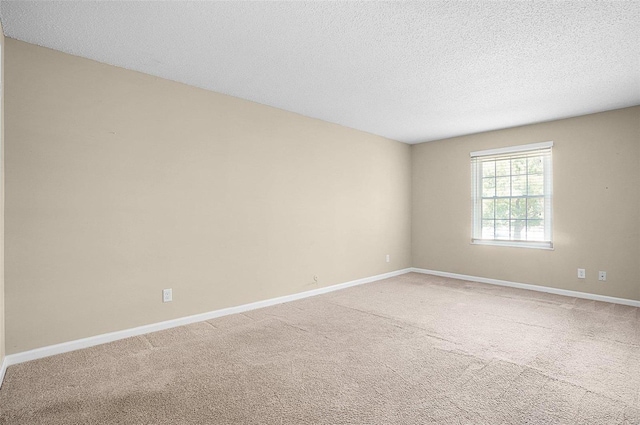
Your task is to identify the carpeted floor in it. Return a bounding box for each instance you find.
[0,272,639,424]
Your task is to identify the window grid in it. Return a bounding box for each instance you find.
[480,156,545,242]
[471,142,553,249]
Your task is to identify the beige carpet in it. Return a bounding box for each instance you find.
[0,272,639,424]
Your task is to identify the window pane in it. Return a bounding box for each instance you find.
[482,161,495,177]
[482,220,495,238]
[495,199,510,219]
[512,175,526,196]
[510,198,527,219]
[496,160,510,176]
[527,219,544,241]
[482,177,495,197]
[510,220,526,240]
[527,197,544,220]
[528,174,544,195]
[512,158,527,175]
[528,156,543,174]
[496,177,510,196]
[495,220,509,239]
[471,144,551,248]
[482,199,495,219]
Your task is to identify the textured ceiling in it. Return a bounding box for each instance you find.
[0,1,639,144]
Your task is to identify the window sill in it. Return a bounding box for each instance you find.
[471,239,554,250]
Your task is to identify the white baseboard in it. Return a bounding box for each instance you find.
[0,357,7,389]
[3,268,412,369]
[410,267,640,307]
[5,265,635,387]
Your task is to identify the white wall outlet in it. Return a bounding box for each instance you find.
[163,288,173,302]
[598,271,607,281]
[577,268,585,279]
[386,254,390,263]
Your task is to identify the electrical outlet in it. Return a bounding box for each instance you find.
[386,254,390,263]
[598,271,607,281]
[577,268,585,279]
[163,288,172,302]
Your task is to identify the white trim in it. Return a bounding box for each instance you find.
[0,357,7,389]
[470,141,553,158]
[4,268,412,367]
[471,239,554,250]
[410,267,640,307]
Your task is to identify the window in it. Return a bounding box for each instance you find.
[471,141,553,249]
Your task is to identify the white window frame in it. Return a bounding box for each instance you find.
[471,141,553,250]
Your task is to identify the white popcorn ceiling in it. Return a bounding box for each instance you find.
[0,1,638,144]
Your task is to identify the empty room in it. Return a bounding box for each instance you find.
[0,1,638,424]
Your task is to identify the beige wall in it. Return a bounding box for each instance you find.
[4,39,412,354]
[3,37,638,357]
[0,22,5,366]
[412,106,640,301]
